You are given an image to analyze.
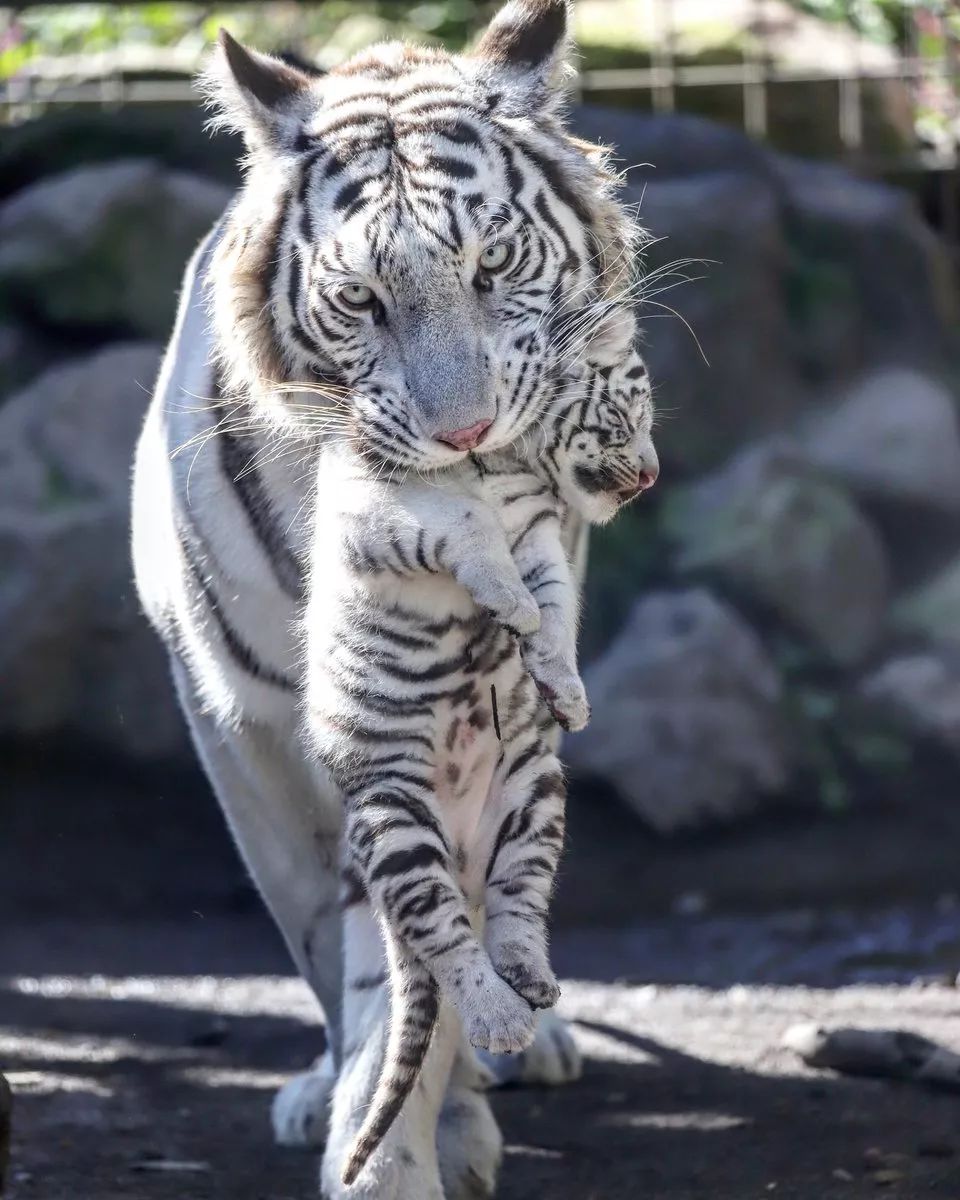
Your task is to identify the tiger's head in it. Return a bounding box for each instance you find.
[542,340,659,525]
[204,0,640,472]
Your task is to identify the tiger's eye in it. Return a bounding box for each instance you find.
[340,284,375,310]
[478,242,512,273]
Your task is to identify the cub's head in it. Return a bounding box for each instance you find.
[204,0,640,472]
[544,343,658,524]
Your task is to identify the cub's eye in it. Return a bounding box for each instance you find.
[339,283,375,310]
[478,241,513,273]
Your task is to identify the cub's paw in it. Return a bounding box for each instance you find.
[490,941,560,1011]
[459,972,537,1056]
[482,584,540,639]
[521,646,590,732]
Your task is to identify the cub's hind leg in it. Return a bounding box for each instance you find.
[482,742,566,1011]
[345,788,537,1055]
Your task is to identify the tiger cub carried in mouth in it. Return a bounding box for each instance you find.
[306,340,657,1186]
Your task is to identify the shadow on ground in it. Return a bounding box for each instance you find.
[3,963,960,1200]
[3,758,960,1198]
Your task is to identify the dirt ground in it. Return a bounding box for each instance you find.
[2,761,960,1200]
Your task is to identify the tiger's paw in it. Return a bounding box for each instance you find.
[477,1008,583,1088]
[438,1084,502,1200]
[272,1051,336,1147]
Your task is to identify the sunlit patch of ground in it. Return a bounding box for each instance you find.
[3,946,960,1199]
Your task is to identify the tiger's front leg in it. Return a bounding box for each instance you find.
[322,897,458,1200]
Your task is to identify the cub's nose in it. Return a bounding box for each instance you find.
[638,463,659,490]
[618,464,659,501]
[436,419,492,452]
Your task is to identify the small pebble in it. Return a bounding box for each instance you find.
[871,1169,905,1186]
[672,890,708,917]
[832,1168,854,1182]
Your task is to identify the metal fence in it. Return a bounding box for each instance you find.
[3,1,959,177]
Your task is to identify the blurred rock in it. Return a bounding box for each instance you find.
[773,157,957,380]
[665,441,889,665]
[860,651,960,754]
[566,589,791,833]
[624,169,800,472]
[0,323,46,403]
[567,110,959,475]
[894,558,960,648]
[0,104,241,202]
[0,160,229,340]
[799,368,960,513]
[0,344,189,761]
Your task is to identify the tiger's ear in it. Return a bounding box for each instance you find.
[470,0,571,115]
[202,30,316,153]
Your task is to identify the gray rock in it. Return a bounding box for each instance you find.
[624,170,802,472]
[0,343,189,761]
[799,368,960,512]
[566,589,792,833]
[565,110,959,477]
[860,651,960,753]
[0,160,230,339]
[772,156,958,380]
[664,440,889,665]
[893,558,960,647]
[570,108,772,179]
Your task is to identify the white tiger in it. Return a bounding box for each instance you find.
[131,2,647,1196]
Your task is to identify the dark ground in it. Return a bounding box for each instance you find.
[2,757,960,1200]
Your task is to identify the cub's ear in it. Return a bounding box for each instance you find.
[470,0,571,114]
[201,29,317,152]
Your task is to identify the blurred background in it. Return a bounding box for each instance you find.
[3,3,960,1197]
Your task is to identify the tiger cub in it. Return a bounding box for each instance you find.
[306,344,656,1185]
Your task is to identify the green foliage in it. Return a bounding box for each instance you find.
[0,2,497,80]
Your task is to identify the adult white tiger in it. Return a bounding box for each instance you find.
[131,1,642,1195]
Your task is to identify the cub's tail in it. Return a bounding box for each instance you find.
[341,943,439,1187]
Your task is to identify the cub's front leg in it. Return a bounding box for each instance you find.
[512,517,589,732]
[348,484,541,637]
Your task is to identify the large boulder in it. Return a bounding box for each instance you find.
[859,651,960,755]
[798,367,960,513]
[893,557,960,647]
[664,441,890,665]
[566,110,959,476]
[623,168,801,472]
[0,160,230,340]
[566,589,792,833]
[0,344,189,761]
[773,156,958,381]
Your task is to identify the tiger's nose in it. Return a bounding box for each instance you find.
[436,419,492,452]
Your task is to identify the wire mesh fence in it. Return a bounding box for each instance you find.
[2,1,958,176]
